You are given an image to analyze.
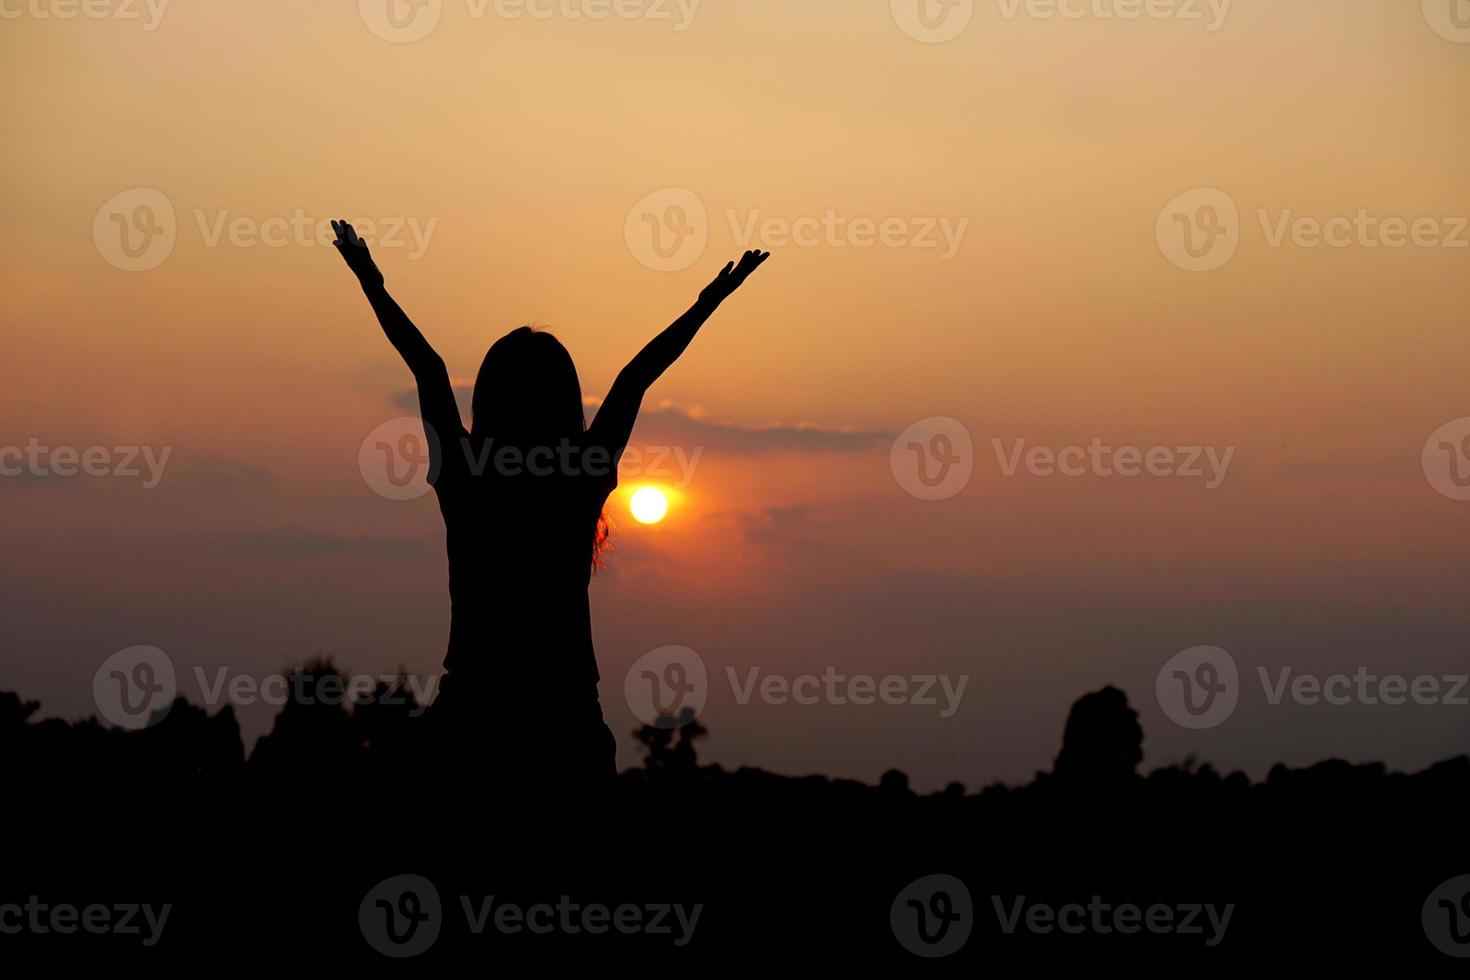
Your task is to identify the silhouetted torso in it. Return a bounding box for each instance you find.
[428,426,618,785]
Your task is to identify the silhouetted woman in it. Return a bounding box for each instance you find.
[330,219,769,792]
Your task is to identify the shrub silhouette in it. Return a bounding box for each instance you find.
[1051,684,1143,786]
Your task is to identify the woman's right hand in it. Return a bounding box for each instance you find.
[699,250,771,306]
[331,218,384,289]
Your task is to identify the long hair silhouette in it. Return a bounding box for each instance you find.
[472,327,585,443]
[472,327,611,565]
[330,218,769,791]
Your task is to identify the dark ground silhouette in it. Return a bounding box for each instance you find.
[3,666,1465,968]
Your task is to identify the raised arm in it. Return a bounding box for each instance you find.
[591,250,770,454]
[331,219,464,467]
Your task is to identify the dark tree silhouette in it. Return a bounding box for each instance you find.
[1051,684,1143,785]
[634,708,707,773]
[248,659,357,779]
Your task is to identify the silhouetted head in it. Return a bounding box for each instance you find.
[470,327,609,566]
[471,327,586,445]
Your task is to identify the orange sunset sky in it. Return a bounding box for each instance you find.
[2,0,1469,789]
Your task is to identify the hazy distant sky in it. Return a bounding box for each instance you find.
[2,1,1468,789]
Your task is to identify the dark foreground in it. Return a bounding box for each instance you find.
[3,674,1465,969]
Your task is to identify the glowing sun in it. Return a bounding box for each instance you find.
[629,486,670,525]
